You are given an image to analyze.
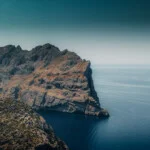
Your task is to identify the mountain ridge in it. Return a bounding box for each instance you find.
[0,43,109,118]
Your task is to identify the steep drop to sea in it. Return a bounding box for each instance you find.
[0,43,109,118]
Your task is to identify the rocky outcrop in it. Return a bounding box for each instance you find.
[0,43,109,118]
[0,98,69,150]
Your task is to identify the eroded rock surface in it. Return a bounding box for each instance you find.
[0,98,69,150]
[0,43,109,117]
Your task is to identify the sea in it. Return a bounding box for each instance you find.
[39,65,150,150]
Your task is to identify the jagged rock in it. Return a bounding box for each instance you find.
[0,98,69,150]
[0,43,109,118]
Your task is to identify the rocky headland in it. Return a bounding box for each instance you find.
[0,43,109,118]
[0,98,69,150]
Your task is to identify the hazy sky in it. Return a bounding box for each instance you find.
[0,0,150,64]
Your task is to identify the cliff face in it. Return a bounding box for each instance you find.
[0,98,69,150]
[0,44,109,117]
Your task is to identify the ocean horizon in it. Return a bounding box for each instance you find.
[40,64,150,150]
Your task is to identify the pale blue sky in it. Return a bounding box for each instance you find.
[0,0,150,64]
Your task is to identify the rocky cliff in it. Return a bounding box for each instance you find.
[0,43,109,117]
[0,98,69,150]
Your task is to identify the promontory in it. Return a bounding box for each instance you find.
[0,43,109,118]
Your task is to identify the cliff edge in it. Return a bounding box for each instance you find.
[0,98,69,150]
[0,44,109,118]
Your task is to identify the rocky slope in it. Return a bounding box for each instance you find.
[0,43,109,117]
[0,98,69,150]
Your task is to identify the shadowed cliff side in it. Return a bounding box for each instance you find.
[0,43,109,118]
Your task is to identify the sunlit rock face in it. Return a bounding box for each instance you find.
[0,43,109,118]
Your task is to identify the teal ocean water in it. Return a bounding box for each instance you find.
[40,65,150,150]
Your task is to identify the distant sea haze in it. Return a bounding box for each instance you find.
[40,65,150,150]
[1,28,150,65]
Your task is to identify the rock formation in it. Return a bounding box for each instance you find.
[0,43,109,118]
[0,98,69,150]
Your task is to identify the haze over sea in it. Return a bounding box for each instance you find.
[40,65,150,150]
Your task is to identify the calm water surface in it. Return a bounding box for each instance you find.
[39,65,150,150]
